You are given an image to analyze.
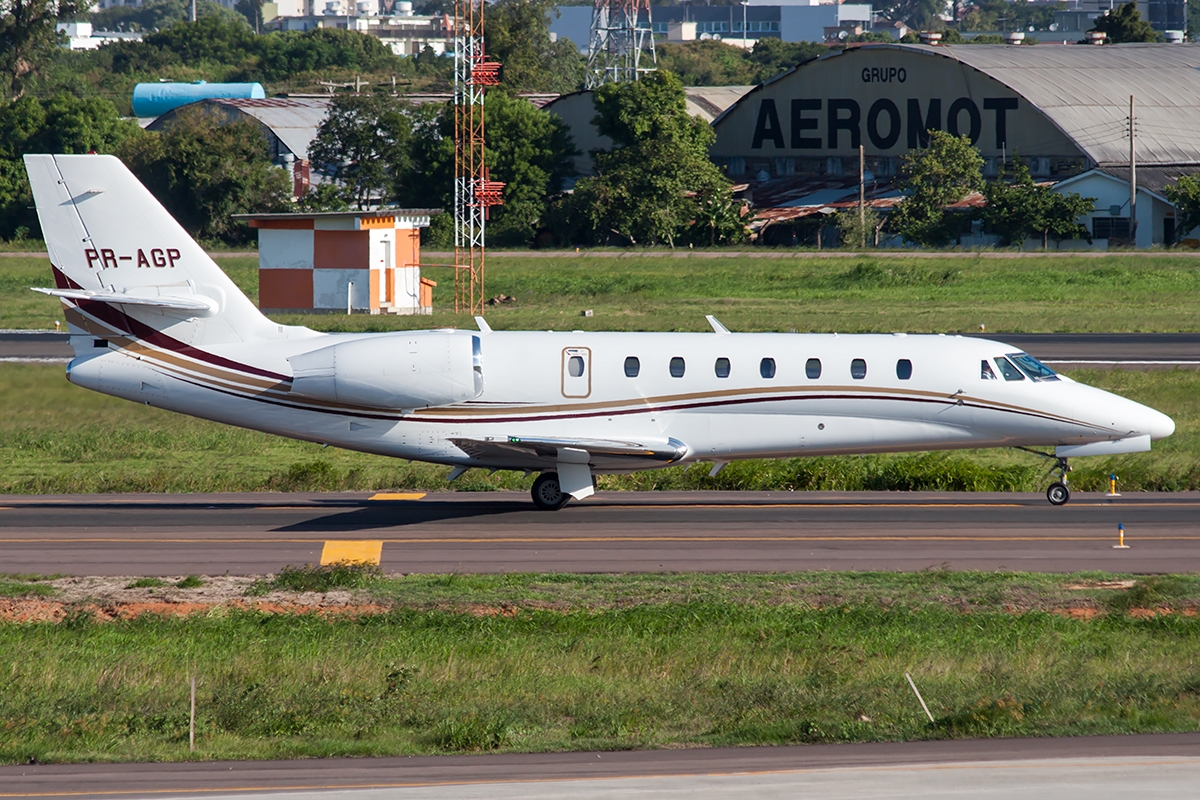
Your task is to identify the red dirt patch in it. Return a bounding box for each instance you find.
[0,599,66,623]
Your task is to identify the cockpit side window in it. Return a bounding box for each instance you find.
[994,356,1025,381]
[981,360,997,380]
[1009,353,1060,382]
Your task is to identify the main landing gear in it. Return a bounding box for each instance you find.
[1016,447,1071,506]
[531,471,570,511]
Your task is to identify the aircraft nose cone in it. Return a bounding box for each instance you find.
[1141,406,1176,440]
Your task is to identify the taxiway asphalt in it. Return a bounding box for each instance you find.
[2,733,1198,799]
[1,491,1197,575]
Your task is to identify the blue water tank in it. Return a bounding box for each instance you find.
[132,81,267,118]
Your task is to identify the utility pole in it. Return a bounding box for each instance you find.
[1129,94,1138,247]
[190,0,196,22]
[858,144,866,248]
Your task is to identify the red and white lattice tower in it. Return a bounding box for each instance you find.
[453,0,504,315]
[586,0,656,88]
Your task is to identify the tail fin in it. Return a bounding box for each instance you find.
[24,154,274,345]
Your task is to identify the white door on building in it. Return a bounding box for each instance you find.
[381,239,392,304]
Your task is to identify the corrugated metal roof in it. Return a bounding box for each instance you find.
[1095,164,1200,197]
[212,97,330,161]
[885,44,1200,166]
[685,86,755,121]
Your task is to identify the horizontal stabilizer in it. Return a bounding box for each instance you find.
[32,287,220,316]
[451,435,688,470]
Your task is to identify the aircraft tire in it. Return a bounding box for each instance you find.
[532,472,570,511]
[1047,482,1070,506]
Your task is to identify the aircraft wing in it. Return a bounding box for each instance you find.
[32,287,219,316]
[450,435,689,470]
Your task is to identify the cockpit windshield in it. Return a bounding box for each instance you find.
[1008,353,1059,382]
[993,357,1024,381]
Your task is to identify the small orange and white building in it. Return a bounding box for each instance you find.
[236,210,439,315]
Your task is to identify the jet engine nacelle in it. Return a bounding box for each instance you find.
[287,331,483,410]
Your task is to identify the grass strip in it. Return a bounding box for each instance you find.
[4,253,1200,332]
[2,363,1197,493]
[1,571,1197,764]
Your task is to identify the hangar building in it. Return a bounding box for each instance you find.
[712,43,1200,247]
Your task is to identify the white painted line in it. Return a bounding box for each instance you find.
[0,357,71,363]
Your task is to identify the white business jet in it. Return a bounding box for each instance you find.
[24,154,1175,509]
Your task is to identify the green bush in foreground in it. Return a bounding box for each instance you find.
[0,586,1197,763]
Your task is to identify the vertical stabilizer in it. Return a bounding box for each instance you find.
[24,154,275,345]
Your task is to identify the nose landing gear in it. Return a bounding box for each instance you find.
[1015,447,1072,506]
[1045,455,1072,506]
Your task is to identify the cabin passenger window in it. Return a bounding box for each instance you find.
[806,358,822,379]
[1009,353,1060,382]
[896,359,912,380]
[850,358,867,380]
[714,357,731,378]
[669,356,686,378]
[624,356,640,378]
[994,357,1025,381]
[760,358,776,379]
[981,360,997,380]
[567,356,585,378]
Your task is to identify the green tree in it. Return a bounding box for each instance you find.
[396,94,577,246]
[91,0,186,32]
[889,130,983,248]
[1163,174,1200,242]
[235,0,263,33]
[117,107,291,243]
[1,0,83,100]
[1090,1,1161,42]
[981,161,1093,249]
[961,0,1062,31]
[880,0,946,28]
[480,90,577,246]
[552,71,744,247]
[656,40,754,86]
[836,206,883,249]
[485,0,585,93]
[0,93,137,239]
[744,37,829,84]
[309,93,413,210]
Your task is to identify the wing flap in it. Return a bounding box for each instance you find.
[450,435,689,469]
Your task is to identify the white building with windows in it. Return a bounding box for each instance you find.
[551,2,872,50]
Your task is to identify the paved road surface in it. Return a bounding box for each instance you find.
[2,733,1197,799]
[1,491,1196,575]
[3,331,1196,366]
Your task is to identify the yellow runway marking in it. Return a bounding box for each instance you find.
[4,535,1200,544]
[369,492,427,501]
[320,540,383,565]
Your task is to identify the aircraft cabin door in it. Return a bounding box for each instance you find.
[561,347,591,398]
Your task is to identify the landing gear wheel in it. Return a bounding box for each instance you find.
[1047,481,1070,506]
[532,472,569,511]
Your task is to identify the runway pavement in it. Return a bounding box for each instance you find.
[1,490,1197,575]
[2,733,1198,799]
[2,331,1197,366]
